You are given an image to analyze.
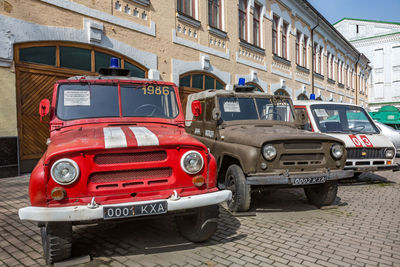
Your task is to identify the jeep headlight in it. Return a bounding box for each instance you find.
[262,144,277,161]
[181,151,204,174]
[331,144,344,159]
[51,158,80,185]
[385,148,395,159]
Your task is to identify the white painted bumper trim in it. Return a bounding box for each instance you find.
[18,190,232,222]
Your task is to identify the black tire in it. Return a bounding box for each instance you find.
[40,222,72,265]
[225,164,251,212]
[176,205,219,242]
[304,181,338,207]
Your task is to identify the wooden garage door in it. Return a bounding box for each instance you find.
[16,68,69,160]
[15,42,148,164]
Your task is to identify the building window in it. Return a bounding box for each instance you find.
[302,36,308,67]
[327,53,330,78]
[281,21,288,59]
[208,0,221,29]
[177,0,195,18]
[330,57,334,80]
[319,47,323,74]
[239,0,247,40]
[253,3,261,47]
[313,43,317,72]
[272,16,279,55]
[296,33,300,65]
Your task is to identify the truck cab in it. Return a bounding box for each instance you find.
[185,85,353,212]
[294,101,399,176]
[18,60,231,264]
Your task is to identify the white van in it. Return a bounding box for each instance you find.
[294,101,399,176]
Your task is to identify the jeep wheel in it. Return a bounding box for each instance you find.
[176,205,219,242]
[304,181,338,207]
[40,222,72,265]
[225,164,251,212]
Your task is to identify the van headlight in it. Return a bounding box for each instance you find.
[331,144,344,159]
[51,158,80,185]
[385,148,395,159]
[262,144,277,160]
[181,151,204,174]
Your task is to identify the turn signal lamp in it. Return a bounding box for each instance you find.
[387,160,392,165]
[51,187,66,201]
[192,175,205,187]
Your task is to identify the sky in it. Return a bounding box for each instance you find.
[307,0,400,25]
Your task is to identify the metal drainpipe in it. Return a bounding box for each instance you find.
[311,19,319,95]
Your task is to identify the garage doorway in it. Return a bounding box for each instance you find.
[14,42,147,172]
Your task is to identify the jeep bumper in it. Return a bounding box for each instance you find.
[246,170,354,185]
[344,163,400,172]
[18,190,232,222]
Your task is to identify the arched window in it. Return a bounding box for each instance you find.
[274,89,289,96]
[246,82,263,92]
[179,72,226,113]
[16,42,147,78]
[179,72,225,90]
[297,93,308,100]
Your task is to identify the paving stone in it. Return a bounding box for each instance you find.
[2,164,400,266]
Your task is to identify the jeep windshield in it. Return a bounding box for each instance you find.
[310,104,379,134]
[56,83,179,120]
[218,97,294,122]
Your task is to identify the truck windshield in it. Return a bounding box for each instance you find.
[218,97,294,122]
[310,104,379,134]
[56,83,179,120]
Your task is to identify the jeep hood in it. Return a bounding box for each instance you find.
[44,124,204,163]
[220,124,342,147]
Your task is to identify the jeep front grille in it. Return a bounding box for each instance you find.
[280,153,324,166]
[94,151,167,165]
[283,142,322,150]
[90,168,172,183]
[347,148,385,159]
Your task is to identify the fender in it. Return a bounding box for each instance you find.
[29,156,48,207]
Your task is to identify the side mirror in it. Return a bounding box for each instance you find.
[212,108,221,121]
[39,99,50,123]
[295,109,308,129]
[191,100,202,117]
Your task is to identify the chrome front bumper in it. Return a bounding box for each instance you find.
[246,170,354,185]
[19,190,232,222]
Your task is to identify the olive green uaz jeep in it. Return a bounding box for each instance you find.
[185,85,353,212]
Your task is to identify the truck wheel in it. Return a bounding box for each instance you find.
[176,205,219,242]
[225,164,251,212]
[40,222,72,265]
[304,181,338,207]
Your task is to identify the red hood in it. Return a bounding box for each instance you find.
[44,124,205,163]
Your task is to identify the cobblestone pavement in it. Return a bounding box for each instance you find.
[0,165,399,267]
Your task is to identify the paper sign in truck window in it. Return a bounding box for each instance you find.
[64,91,90,106]
[223,101,240,112]
[314,109,329,117]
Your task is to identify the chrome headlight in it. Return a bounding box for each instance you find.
[181,151,204,174]
[262,144,277,161]
[50,158,80,185]
[385,148,395,159]
[331,144,344,159]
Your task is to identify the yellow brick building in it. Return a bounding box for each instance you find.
[0,0,370,173]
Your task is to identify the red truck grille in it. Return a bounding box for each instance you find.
[94,151,167,165]
[90,167,172,184]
